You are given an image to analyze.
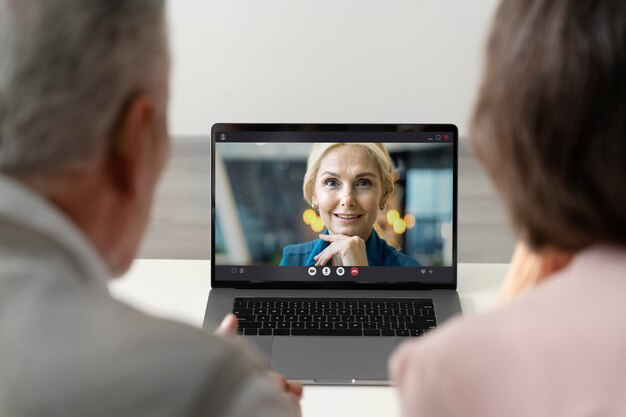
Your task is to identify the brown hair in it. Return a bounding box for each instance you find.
[470,0,626,251]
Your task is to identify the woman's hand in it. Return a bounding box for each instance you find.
[314,234,368,266]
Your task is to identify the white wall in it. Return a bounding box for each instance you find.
[167,0,500,138]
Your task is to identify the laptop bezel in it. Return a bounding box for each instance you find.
[210,123,458,290]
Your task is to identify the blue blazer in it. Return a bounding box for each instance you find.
[280,230,419,266]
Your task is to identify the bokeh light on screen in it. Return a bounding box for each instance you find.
[386,209,411,235]
[311,216,325,232]
[393,218,407,234]
[404,213,416,229]
[386,209,400,226]
[302,209,316,225]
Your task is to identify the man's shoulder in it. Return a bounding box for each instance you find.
[0,260,254,416]
[58,293,246,376]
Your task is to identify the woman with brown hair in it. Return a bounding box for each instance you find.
[390,0,626,415]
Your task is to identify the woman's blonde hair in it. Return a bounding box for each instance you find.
[302,143,395,207]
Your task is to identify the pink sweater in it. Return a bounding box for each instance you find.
[390,246,626,417]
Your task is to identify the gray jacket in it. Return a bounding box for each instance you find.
[0,175,298,417]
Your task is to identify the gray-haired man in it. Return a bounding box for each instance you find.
[0,1,301,416]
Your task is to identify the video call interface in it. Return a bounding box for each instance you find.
[213,130,456,285]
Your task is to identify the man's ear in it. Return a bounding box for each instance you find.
[106,93,156,196]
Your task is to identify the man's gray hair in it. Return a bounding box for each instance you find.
[0,0,168,174]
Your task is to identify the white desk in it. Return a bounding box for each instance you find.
[109,260,508,417]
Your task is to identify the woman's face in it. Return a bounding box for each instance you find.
[312,145,385,241]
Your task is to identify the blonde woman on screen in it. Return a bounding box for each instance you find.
[280,143,418,267]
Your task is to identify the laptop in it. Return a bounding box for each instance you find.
[203,123,462,385]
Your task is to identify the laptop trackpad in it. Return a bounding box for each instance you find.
[271,337,395,383]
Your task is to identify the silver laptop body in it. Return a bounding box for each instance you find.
[204,123,462,385]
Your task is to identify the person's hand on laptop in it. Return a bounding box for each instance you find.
[215,314,304,401]
[214,313,240,336]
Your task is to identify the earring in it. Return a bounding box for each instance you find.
[312,203,319,210]
[380,203,387,211]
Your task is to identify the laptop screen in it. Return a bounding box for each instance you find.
[211,124,457,289]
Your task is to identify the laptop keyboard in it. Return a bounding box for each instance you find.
[233,298,437,337]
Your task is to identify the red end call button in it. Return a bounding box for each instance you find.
[350,267,359,277]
